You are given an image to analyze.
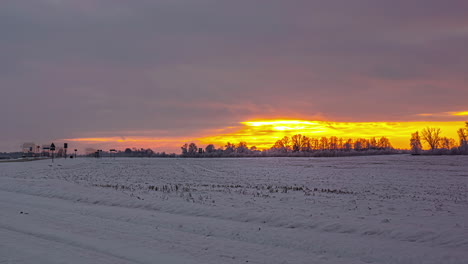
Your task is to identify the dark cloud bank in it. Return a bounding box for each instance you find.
[1,0,467,151]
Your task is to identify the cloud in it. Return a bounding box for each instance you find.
[417,110,468,117]
[450,111,468,116]
[197,119,465,150]
[1,0,468,151]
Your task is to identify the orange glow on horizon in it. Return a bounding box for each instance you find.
[450,111,468,116]
[417,111,468,117]
[198,120,464,150]
[64,120,466,152]
[63,137,190,153]
[68,137,180,143]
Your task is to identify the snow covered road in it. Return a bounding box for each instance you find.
[1,156,467,263]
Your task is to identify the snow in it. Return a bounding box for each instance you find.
[0,155,467,263]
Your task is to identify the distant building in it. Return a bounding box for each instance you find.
[41,144,51,157]
[22,142,36,157]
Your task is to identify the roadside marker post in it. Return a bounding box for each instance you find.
[50,143,56,163]
[110,149,116,159]
[64,143,68,159]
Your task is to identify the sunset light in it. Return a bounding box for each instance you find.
[3,1,468,262]
[64,120,465,151]
[197,120,464,150]
[450,111,468,116]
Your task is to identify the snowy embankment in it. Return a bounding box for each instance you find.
[0,156,467,263]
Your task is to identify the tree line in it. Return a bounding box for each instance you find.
[84,148,175,158]
[180,135,396,157]
[410,122,468,155]
[181,122,468,157]
[80,122,468,158]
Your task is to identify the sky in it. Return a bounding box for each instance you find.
[1,0,467,153]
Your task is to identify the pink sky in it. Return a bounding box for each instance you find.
[1,0,467,152]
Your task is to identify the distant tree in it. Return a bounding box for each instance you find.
[354,138,368,151]
[309,138,319,150]
[280,136,291,152]
[181,144,188,155]
[329,136,338,150]
[272,136,291,153]
[224,142,235,154]
[421,127,441,150]
[457,122,468,147]
[291,134,307,152]
[337,138,344,150]
[145,148,154,157]
[361,138,370,150]
[236,142,249,153]
[369,137,377,150]
[272,140,283,150]
[205,144,216,153]
[343,139,353,151]
[320,137,329,150]
[301,136,311,151]
[124,148,132,154]
[188,143,198,155]
[378,137,392,150]
[410,131,423,154]
[440,137,456,150]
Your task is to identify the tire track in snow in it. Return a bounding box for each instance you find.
[0,224,144,264]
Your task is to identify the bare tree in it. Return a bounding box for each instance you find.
[236,142,249,153]
[421,127,441,150]
[280,136,291,152]
[329,136,338,150]
[343,139,353,151]
[205,144,216,153]
[338,138,344,149]
[188,143,198,155]
[301,136,311,151]
[272,136,291,153]
[457,122,468,153]
[224,142,235,154]
[309,138,319,150]
[410,131,423,154]
[457,122,468,145]
[458,128,468,145]
[291,134,307,152]
[181,144,188,155]
[353,138,370,151]
[440,137,456,149]
[369,137,377,150]
[378,137,392,150]
[320,137,329,150]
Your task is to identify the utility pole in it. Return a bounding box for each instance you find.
[110,149,116,159]
[50,143,56,163]
[64,143,68,159]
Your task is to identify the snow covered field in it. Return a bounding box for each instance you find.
[0,155,467,264]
